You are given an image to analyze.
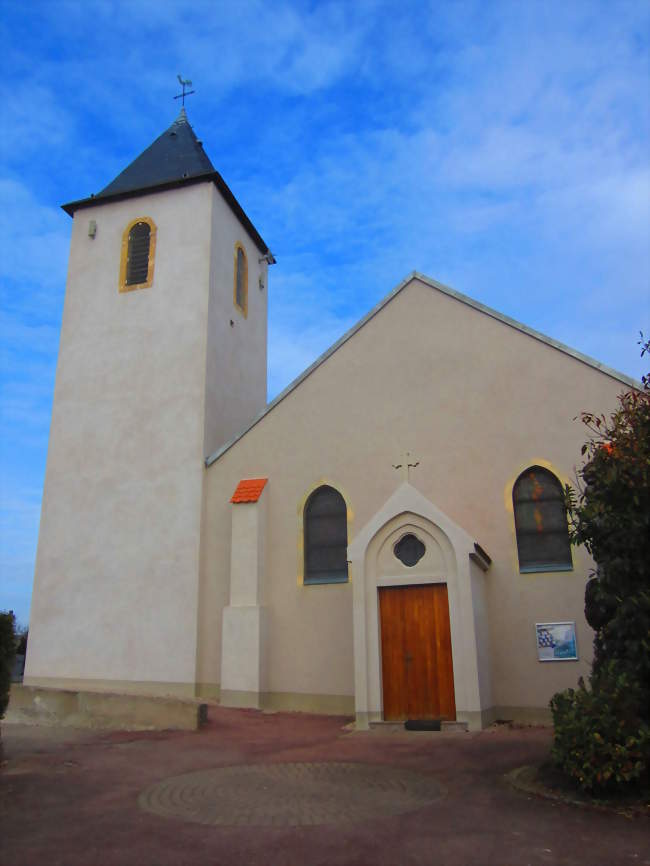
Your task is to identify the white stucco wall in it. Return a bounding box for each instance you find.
[26,180,261,693]
[204,185,268,458]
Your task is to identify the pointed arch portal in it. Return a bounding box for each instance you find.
[348,483,493,731]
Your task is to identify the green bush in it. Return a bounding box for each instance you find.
[0,610,17,719]
[550,664,650,794]
[564,338,650,720]
[553,336,650,796]
[16,625,28,656]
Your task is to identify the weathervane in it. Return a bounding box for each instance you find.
[174,75,195,106]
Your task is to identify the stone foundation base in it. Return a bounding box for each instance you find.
[5,685,207,731]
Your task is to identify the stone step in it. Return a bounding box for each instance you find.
[441,721,469,732]
[368,719,469,733]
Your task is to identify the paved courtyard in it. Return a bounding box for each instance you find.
[1,706,648,866]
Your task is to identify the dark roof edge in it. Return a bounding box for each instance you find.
[205,271,641,467]
[61,170,270,255]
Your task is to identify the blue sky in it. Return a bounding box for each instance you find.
[1,0,648,626]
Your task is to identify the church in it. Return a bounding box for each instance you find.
[23,108,635,730]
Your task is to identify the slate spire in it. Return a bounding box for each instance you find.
[61,109,272,257]
[97,108,215,198]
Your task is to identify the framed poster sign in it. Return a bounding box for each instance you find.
[535,622,578,661]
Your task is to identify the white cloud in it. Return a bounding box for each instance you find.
[268,311,357,399]
[0,179,69,298]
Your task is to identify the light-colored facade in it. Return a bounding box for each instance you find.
[197,274,631,727]
[24,113,635,729]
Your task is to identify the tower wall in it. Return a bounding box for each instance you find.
[26,181,220,695]
[204,184,268,457]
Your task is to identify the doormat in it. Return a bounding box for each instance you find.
[405,719,441,731]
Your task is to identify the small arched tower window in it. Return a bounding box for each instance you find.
[234,242,248,316]
[513,466,572,572]
[304,485,348,584]
[119,217,156,292]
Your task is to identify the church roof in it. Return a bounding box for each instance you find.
[61,108,271,255]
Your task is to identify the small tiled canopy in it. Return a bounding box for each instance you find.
[230,478,268,503]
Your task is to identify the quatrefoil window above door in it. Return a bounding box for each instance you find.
[393,534,425,567]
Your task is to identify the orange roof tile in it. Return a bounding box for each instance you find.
[230,478,268,503]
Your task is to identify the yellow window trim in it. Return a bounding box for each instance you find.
[504,458,574,575]
[119,216,157,293]
[233,241,248,317]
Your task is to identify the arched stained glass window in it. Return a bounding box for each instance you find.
[234,243,248,316]
[304,485,348,584]
[513,466,572,572]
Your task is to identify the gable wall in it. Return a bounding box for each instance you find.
[199,277,627,712]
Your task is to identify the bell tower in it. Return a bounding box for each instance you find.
[25,109,272,697]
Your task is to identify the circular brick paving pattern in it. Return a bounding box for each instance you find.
[138,762,445,827]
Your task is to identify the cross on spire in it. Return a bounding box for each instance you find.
[174,75,195,107]
[392,451,420,482]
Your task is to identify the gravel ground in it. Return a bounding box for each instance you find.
[1,706,648,866]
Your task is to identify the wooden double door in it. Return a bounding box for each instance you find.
[379,583,456,721]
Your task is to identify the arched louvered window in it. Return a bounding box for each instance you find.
[513,466,572,572]
[119,217,156,292]
[304,485,348,584]
[234,242,248,316]
[126,222,150,284]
